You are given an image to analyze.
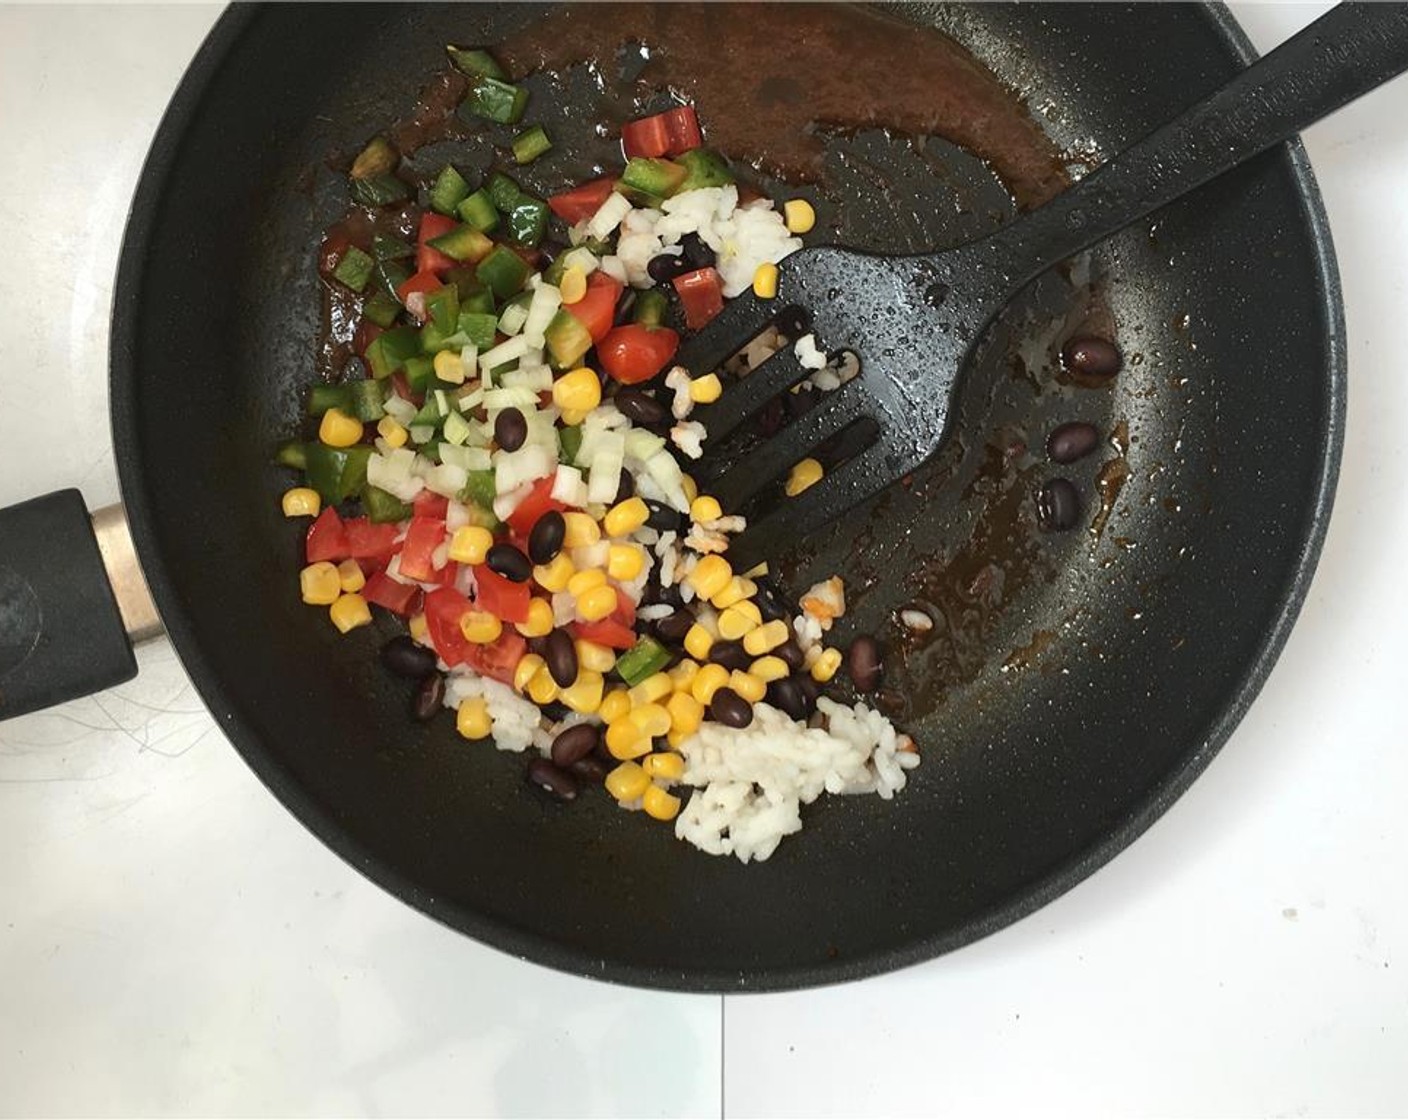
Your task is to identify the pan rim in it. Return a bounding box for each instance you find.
[109,2,1346,993]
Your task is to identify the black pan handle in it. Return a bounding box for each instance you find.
[974,1,1408,291]
[0,491,161,720]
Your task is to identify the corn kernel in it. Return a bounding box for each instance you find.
[553,366,602,413]
[743,619,790,656]
[629,672,673,707]
[752,261,779,299]
[784,198,816,234]
[561,512,601,548]
[408,613,429,643]
[687,554,732,600]
[329,593,372,633]
[514,596,555,638]
[642,784,681,821]
[689,495,722,524]
[376,415,408,449]
[433,349,466,384]
[729,669,767,703]
[683,623,714,660]
[527,666,560,705]
[666,726,689,749]
[717,606,757,641]
[448,525,494,565]
[318,407,363,448]
[606,720,651,760]
[606,543,645,582]
[559,265,588,305]
[689,373,723,404]
[560,407,589,426]
[690,662,730,706]
[631,702,672,739]
[567,567,608,597]
[605,761,650,801]
[599,687,632,724]
[456,696,492,740]
[300,561,342,605]
[667,659,700,692]
[786,457,824,497]
[533,552,576,592]
[576,584,618,622]
[711,578,751,610]
[281,487,321,518]
[665,691,704,737]
[643,751,686,782]
[336,558,366,593]
[460,610,503,644]
[560,670,605,715]
[732,599,763,627]
[811,646,843,683]
[514,653,546,693]
[575,639,616,674]
[750,655,789,683]
[680,474,698,503]
[603,496,649,537]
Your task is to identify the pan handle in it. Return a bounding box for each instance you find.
[0,491,161,721]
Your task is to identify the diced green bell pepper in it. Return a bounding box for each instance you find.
[544,308,592,368]
[363,325,421,379]
[305,444,371,504]
[456,188,500,232]
[511,125,552,164]
[620,157,688,200]
[460,288,496,315]
[461,469,498,510]
[374,259,413,300]
[429,164,471,216]
[275,439,308,471]
[427,224,494,263]
[349,173,411,208]
[403,355,436,394]
[345,379,388,422]
[486,171,524,213]
[372,233,415,261]
[350,136,398,180]
[457,311,500,351]
[461,77,529,125]
[558,424,583,465]
[423,284,460,335]
[362,291,402,329]
[616,636,672,687]
[361,485,413,524]
[332,246,374,292]
[446,46,507,81]
[419,320,471,355]
[676,148,735,191]
[475,244,530,299]
[505,197,548,247]
[632,288,669,329]
[307,384,349,417]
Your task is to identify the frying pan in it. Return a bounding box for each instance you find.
[0,3,1342,991]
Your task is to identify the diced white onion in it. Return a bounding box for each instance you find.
[551,464,588,507]
[382,394,417,425]
[493,481,532,521]
[366,448,425,502]
[598,255,628,284]
[645,449,690,511]
[493,442,554,494]
[586,191,633,241]
[483,386,540,412]
[439,444,492,473]
[585,429,626,504]
[624,428,667,462]
[424,462,469,498]
[445,500,471,532]
[560,247,599,276]
[522,282,563,348]
[458,343,479,378]
[409,425,435,445]
[500,363,554,392]
[498,302,530,337]
[480,335,531,372]
[442,410,473,447]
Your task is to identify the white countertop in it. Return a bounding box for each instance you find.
[2,4,1404,1116]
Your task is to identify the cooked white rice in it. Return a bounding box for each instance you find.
[443,671,548,754]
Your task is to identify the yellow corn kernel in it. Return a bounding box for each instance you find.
[629,672,673,707]
[514,596,555,638]
[743,618,789,656]
[329,593,372,633]
[687,554,732,600]
[742,561,770,579]
[527,666,560,705]
[448,525,494,565]
[513,653,546,694]
[576,584,618,622]
[689,373,723,404]
[642,784,681,821]
[559,265,587,305]
[786,457,824,497]
[732,599,763,627]
[784,198,816,234]
[630,702,672,739]
[408,613,429,643]
[376,415,409,449]
[683,623,714,660]
[665,691,704,738]
[336,558,366,593]
[281,487,321,518]
[575,639,616,674]
[560,670,605,715]
[691,662,730,706]
[553,366,602,413]
[456,696,492,740]
[752,261,779,299]
[605,761,650,802]
[560,407,589,427]
[561,511,601,548]
[666,726,689,749]
[643,751,686,782]
[810,646,843,683]
[667,658,700,692]
[460,610,503,644]
[681,474,698,503]
[300,561,342,605]
[602,496,649,538]
[318,407,363,448]
[606,720,651,760]
[717,606,757,641]
[433,348,467,384]
[533,552,576,593]
[711,578,752,610]
[689,494,723,523]
[599,687,632,724]
[606,543,645,582]
[729,669,767,703]
[567,567,608,597]
[750,655,789,683]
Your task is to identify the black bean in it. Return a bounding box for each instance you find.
[756,397,786,437]
[680,232,715,269]
[646,253,690,284]
[551,723,601,768]
[612,471,636,507]
[654,609,696,644]
[569,755,609,783]
[380,635,436,679]
[1037,477,1082,532]
[709,687,754,729]
[768,677,807,721]
[614,388,669,425]
[775,638,806,671]
[541,701,571,723]
[773,305,813,340]
[411,673,444,721]
[486,542,532,582]
[1047,421,1100,464]
[1061,337,1122,380]
[526,757,579,802]
[710,640,752,672]
[494,407,528,452]
[528,510,566,565]
[644,499,688,532]
[796,674,820,715]
[537,239,567,267]
[847,634,883,692]
[544,628,579,688]
[753,582,790,623]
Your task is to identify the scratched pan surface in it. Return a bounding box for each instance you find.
[110,3,1342,990]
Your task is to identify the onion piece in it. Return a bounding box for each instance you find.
[586,192,633,241]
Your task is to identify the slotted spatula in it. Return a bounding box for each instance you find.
[684,2,1408,569]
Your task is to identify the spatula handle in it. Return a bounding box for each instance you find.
[977,2,1408,292]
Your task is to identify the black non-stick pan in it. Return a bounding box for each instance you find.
[0,3,1342,990]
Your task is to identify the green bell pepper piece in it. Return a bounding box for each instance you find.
[475,244,530,299]
[361,485,413,524]
[446,46,507,81]
[305,444,371,504]
[332,246,374,292]
[505,197,548,247]
[423,284,460,336]
[456,188,500,232]
[616,637,672,687]
[349,173,410,208]
[429,164,471,216]
[362,291,402,329]
[511,125,552,164]
[457,311,500,351]
[461,77,529,125]
[363,325,421,379]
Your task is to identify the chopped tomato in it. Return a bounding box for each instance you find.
[397,516,446,581]
[425,586,473,667]
[597,323,680,384]
[462,629,528,686]
[344,518,401,562]
[674,267,725,330]
[566,270,624,343]
[505,474,567,537]
[472,564,531,624]
[413,492,449,520]
[416,212,458,275]
[353,317,385,356]
[305,506,347,563]
[433,559,460,588]
[547,178,616,223]
[573,617,636,650]
[621,114,671,160]
[363,571,421,616]
[661,106,702,155]
[396,270,444,323]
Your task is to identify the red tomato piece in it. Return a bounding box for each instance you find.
[305,506,347,563]
[661,106,702,155]
[412,491,449,520]
[462,630,528,686]
[572,617,636,650]
[363,572,421,617]
[610,589,637,629]
[425,586,473,667]
[621,114,671,159]
[674,267,725,330]
[597,324,681,384]
[566,270,624,343]
[416,212,459,275]
[343,518,400,562]
[547,178,617,223]
[397,516,446,582]
[396,270,444,323]
[472,564,531,624]
[505,474,567,537]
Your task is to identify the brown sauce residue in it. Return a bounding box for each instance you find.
[1091,419,1131,541]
